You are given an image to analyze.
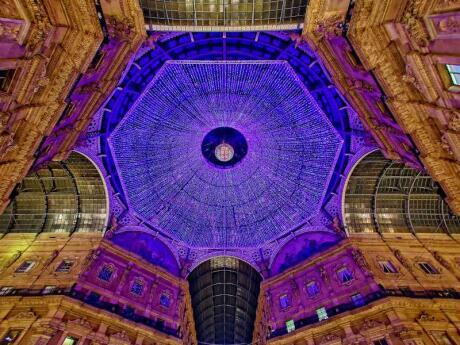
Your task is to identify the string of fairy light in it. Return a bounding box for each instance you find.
[110,61,342,248]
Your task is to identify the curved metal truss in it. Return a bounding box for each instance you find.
[0,152,107,234]
[344,151,460,234]
[188,256,262,345]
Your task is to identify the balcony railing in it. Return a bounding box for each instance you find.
[0,286,179,338]
[269,288,460,338]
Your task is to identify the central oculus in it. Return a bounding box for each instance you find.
[201,127,248,168]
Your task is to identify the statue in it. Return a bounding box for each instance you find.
[433,251,452,271]
[319,266,329,284]
[290,277,299,297]
[352,248,372,276]
[104,214,118,239]
[393,249,413,272]
[329,217,347,238]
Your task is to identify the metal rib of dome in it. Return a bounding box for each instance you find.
[109,61,342,248]
[344,151,460,234]
[0,152,107,233]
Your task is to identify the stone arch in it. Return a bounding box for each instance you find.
[111,227,180,275]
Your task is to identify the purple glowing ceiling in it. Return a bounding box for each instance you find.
[109,61,342,248]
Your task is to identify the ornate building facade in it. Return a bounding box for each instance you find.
[0,1,459,345]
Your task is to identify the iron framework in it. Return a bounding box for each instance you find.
[344,151,460,234]
[0,152,107,233]
[188,257,262,345]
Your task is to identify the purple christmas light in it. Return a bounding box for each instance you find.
[109,61,342,248]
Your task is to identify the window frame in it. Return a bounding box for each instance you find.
[279,293,291,310]
[351,293,365,307]
[306,280,320,297]
[130,278,144,296]
[15,260,36,274]
[373,338,389,345]
[418,262,439,275]
[446,64,460,86]
[286,319,295,333]
[62,335,79,345]
[97,263,116,282]
[0,329,23,345]
[55,260,74,273]
[159,292,171,308]
[0,69,16,93]
[42,286,57,295]
[378,260,398,274]
[316,306,328,321]
[0,287,14,296]
[337,266,354,284]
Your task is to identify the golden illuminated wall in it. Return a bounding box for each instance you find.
[257,234,460,345]
[344,151,460,235]
[303,0,460,214]
[0,232,196,345]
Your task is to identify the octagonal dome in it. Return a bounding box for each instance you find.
[109,61,342,248]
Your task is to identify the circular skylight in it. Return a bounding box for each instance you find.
[201,127,248,168]
[215,144,234,162]
[109,61,342,248]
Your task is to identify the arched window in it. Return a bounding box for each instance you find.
[0,152,108,234]
[344,151,460,234]
[188,257,262,345]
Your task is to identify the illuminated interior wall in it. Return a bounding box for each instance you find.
[188,256,261,345]
[344,151,460,234]
[0,152,107,233]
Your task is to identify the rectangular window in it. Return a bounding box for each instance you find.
[286,319,295,333]
[447,64,460,86]
[130,280,144,296]
[42,286,57,295]
[0,69,15,92]
[0,287,13,296]
[0,329,22,345]
[351,293,365,307]
[98,265,114,281]
[306,281,320,297]
[279,294,290,309]
[15,261,35,273]
[56,260,74,273]
[316,307,328,321]
[62,336,78,345]
[378,260,398,274]
[418,262,439,275]
[160,293,171,308]
[337,267,354,283]
[373,338,388,345]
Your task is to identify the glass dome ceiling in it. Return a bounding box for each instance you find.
[109,61,342,248]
